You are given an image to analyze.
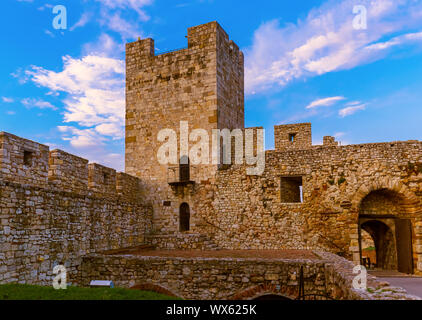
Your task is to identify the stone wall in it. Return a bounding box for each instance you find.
[78,250,419,300]
[191,140,422,273]
[0,132,152,285]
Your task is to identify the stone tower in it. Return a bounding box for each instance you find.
[125,21,244,183]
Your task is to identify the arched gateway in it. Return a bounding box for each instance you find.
[358,188,415,274]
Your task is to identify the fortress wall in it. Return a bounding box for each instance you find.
[0,132,152,285]
[193,140,422,272]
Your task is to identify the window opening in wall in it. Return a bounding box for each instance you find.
[23,150,33,166]
[180,203,190,232]
[280,176,303,203]
[289,133,296,143]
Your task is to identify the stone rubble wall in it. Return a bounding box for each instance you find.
[145,233,219,250]
[192,140,422,272]
[0,132,153,285]
[78,250,419,300]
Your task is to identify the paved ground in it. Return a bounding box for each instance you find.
[103,247,319,260]
[370,270,422,298]
[375,277,422,298]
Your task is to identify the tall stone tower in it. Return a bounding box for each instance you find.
[125,21,244,183]
[125,22,244,234]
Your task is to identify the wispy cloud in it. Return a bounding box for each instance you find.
[93,0,153,40]
[245,0,422,94]
[339,101,367,117]
[2,97,14,103]
[94,0,153,21]
[305,96,345,109]
[21,98,57,110]
[70,12,92,31]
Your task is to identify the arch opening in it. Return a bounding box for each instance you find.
[358,189,414,274]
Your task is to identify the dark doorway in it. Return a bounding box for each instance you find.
[359,218,414,273]
[360,220,397,270]
[179,156,190,182]
[395,219,414,274]
[179,203,190,232]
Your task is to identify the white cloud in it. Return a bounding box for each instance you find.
[82,33,124,58]
[24,54,125,170]
[37,4,53,11]
[2,97,14,103]
[58,126,106,148]
[21,98,57,110]
[334,132,345,138]
[245,0,422,94]
[95,0,153,21]
[339,103,366,117]
[25,55,125,128]
[70,12,92,31]
[98,12,142,40]
[44,29,55,38]
[93,0,153,41]
[305,96,345,109]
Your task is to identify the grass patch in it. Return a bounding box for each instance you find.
[0,284,180,300]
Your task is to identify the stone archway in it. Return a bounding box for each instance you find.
[357,188,415,274]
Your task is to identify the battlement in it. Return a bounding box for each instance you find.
[274,123,312,151]
[0,132,143,198]
[49,149,89,193]
[0,131,49,187]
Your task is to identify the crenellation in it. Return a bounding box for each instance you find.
[323,136,339,147]
[88,163,117,194]
[0,131,49,187]
[274,123,312,151]
[48,149,89,193]
[116,172,143,200]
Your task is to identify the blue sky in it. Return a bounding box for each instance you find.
[1,0,422,171]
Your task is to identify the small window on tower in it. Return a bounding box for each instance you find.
[289,133,296,143]
[23,150,33,166]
